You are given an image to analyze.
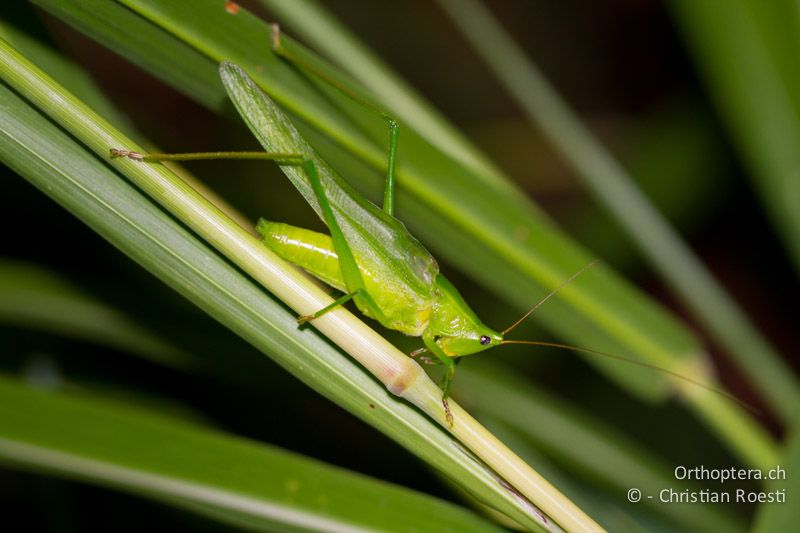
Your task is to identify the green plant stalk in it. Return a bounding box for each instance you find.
[475,425,677,533]
[434,0,798,426]
[0,38,603,533]
[456,363,746,532]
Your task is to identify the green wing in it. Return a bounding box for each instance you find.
[221,62,437,333]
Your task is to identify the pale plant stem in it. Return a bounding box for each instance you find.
[0,39,603,532]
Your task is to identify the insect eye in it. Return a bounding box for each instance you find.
[480,335,491,345]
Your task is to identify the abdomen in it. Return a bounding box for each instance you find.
[256,218,433,336]
[257,219,346,291]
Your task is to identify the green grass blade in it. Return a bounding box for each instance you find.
[670,0,800,275]
[0,376,502,532]
[433,0,799,426]
[28,0,225,109]
[0,16,136,135]
[0,37,574,531]
[753,418,796,532]
[479,423,727,533]
[569,100,729,269]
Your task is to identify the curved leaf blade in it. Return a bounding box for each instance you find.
[0,376,502,532]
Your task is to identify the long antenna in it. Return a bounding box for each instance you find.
[501,259,600,336]
[501,340,759,414]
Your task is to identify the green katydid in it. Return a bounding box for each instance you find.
[111,27,750,424]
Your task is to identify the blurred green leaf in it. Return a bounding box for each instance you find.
[671,0,800,275]
[570,98,730,269]
[753,417,797,532]
[434,0,797,432]
[0,376,502,532]
[30,0,224,108]
[0,259,191,368]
